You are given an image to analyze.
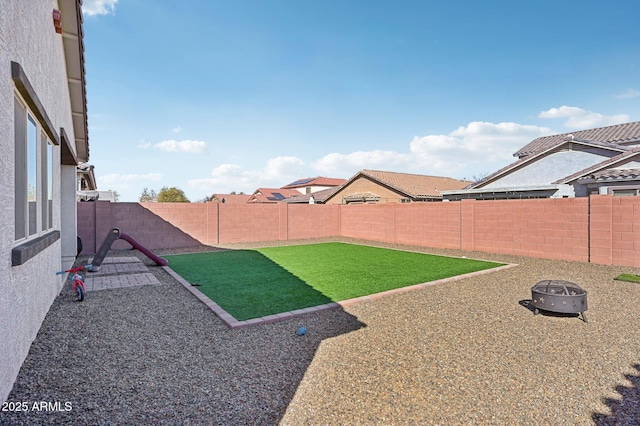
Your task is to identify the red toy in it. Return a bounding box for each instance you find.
[56,264,92,302]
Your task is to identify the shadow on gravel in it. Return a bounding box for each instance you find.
[592,364,640,425]
[518,299,583,321]
[0,259,366,425]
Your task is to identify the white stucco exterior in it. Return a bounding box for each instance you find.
[1,0,84,402]
[442,142,635,201]
[483,149,619,189]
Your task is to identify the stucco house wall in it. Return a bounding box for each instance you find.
[1,0,84,402]
[483,148,619,190]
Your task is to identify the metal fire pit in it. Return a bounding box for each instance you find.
[531,280,588,322]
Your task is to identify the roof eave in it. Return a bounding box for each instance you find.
[60,0,89,163]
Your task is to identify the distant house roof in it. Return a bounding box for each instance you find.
[342,192,381,202]
[514,121,640,158]
[247,188,303,203]
[283,187,341,204]
[325,169,472,203]
[208,194,251,204]
[359,169,471,198]
[281,176,346,189]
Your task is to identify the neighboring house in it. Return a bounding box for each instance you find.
[558,146,640,196]
[77,162,97,191]
[96,190,117,202]
[207,193,251,204]
[280,176,346,195]
[77,162,99,201]
[322,169,472,204]
[247,188,303,203]
[442,121,640,200]
[283,187,341,204]
[1,0,89,402]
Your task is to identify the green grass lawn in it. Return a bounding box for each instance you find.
[165,242,504,320]
[614,273,640,283]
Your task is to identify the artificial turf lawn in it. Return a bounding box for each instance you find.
[614,273,640,283]
[165,242,504,321]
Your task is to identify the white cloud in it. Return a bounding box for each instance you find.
[189,164,257,193]
[188,157,306,194]
[138,140,151,149]
[154,139,207,153]
[614,89,640,99]
[538,106,629,128]
[312,122,551,178]
[187,107,629,194]
[408,121,552,174]
[263,156,305,179]
[172,126,182,134]
[82,0,118,16]
[313,150,411,176]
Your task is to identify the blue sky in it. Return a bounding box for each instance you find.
[82,0,640,202]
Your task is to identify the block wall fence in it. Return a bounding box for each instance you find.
[77,195,640,267]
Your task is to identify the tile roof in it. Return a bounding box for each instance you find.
[282,187,340,203]
[514,121,640,158]
[343,192,381,201]
[247,188,303,203]
[589,168,640,181]
[281,176,346,189]
[208,194,251,204]
[358,169,473,198]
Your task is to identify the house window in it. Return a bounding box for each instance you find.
[47,141,53,229]
[14,94,54,241]
[41,131,54,230]
[26,114,37,236]
[612,188,640,197]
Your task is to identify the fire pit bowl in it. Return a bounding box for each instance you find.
[531,280,588,322]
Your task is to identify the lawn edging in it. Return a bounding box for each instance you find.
[163,262,518,329]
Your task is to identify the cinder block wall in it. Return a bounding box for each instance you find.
[287,204,341,240]
[591,195,640,267]
[77,195,640,267]
[468,198,589,262]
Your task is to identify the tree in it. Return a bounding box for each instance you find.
[471,171,491,183]
[139,187,157,202]
[157,186,190,203]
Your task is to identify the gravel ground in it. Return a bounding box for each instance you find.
[1,240,640,425]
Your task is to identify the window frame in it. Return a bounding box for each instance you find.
[11,61,60,265]
[608,186,640,197]
[14,93,54,241]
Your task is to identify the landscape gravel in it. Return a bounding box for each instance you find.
[1,239,639,425]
